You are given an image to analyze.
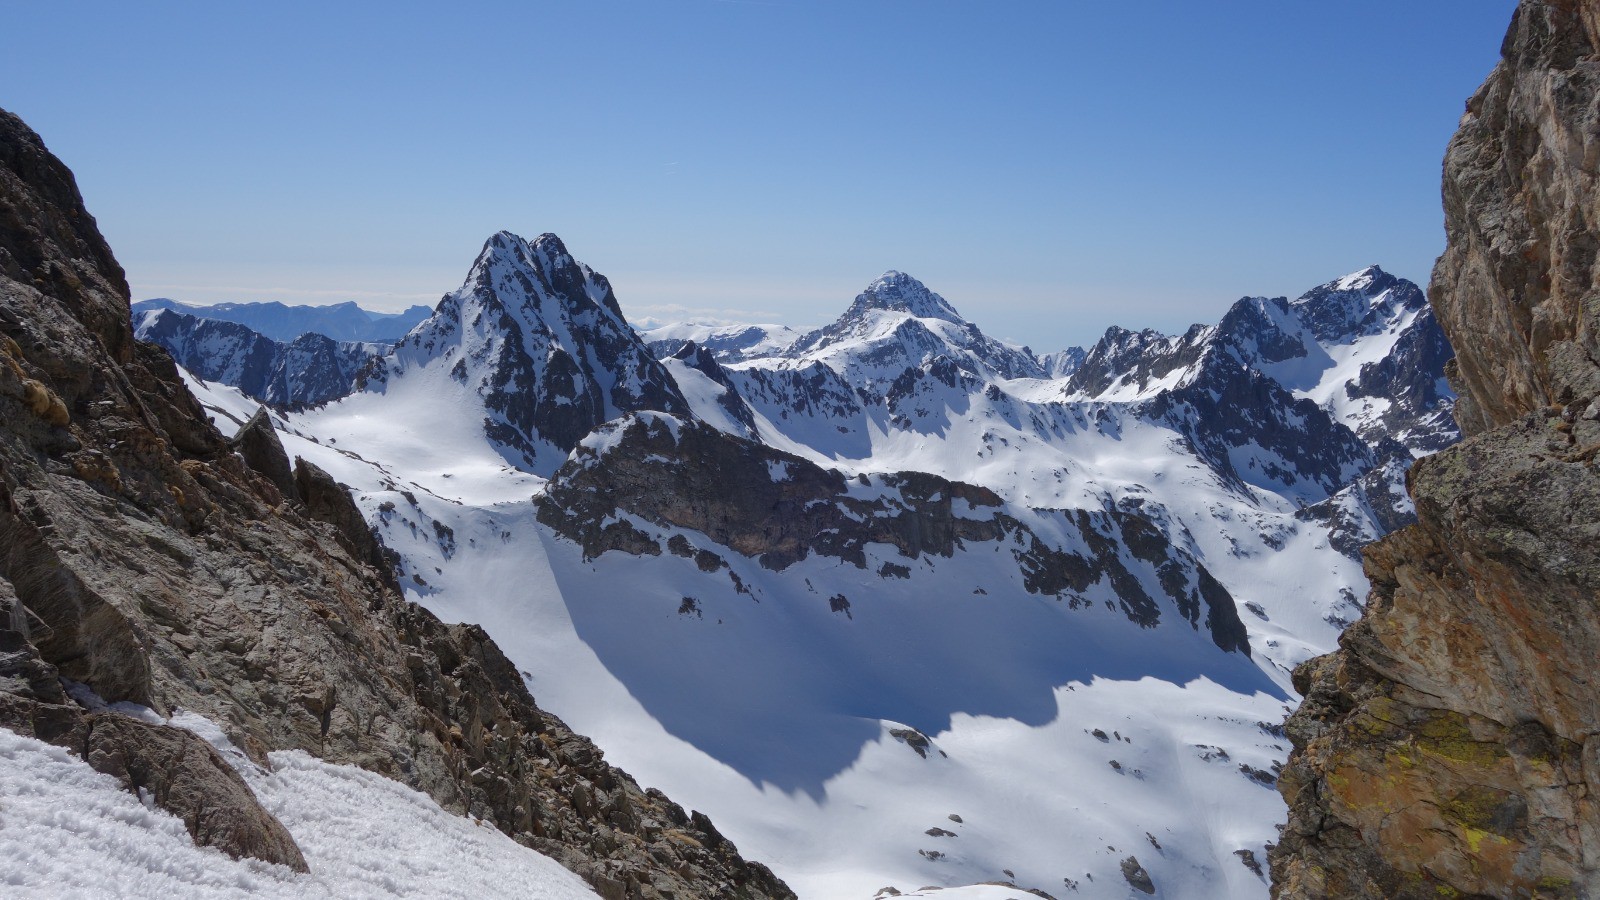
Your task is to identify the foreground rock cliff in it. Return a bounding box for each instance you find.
[0,107,792,899]
[1272,1,1600,897]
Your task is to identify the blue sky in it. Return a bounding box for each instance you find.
[3,1,1516,351]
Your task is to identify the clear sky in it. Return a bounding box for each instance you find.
[3,1,1517,352]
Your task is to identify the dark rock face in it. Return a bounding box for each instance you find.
[293,457,395,578]
[375,231,692,475]
[1067,271,1458,549]
[231,407,299,501]
[1142,343,1375,501]
[727,360,869,429]
[0,106,792,899]
[134,307,381,409]
[537,413,1250,652]
[1272,3,1600,897]
[1120,855,1156,895]
[1066,324,1210,399]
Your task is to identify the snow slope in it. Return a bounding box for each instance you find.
[0,716,598,899]
[259,422,1291,899]
[162,245,1457,898]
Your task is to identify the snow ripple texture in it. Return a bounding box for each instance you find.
[0,721,598,899]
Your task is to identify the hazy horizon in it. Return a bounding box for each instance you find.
[4,1,1517,351]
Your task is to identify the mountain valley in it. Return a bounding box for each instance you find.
[145,227,1458,897]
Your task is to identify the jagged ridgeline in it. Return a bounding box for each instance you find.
[0,107,793,898]
[1272,0,1600,897]
[132,170,1462,891]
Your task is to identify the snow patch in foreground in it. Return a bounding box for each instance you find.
[0,723,598,899]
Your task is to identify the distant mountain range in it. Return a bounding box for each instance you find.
[132,298,433,343]
[133,307,386,409]
[140,231,1458,898]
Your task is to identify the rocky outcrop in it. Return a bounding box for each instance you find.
[538,412,1250,652]
[0,689,311,871]
[1430,1,1600,435]
[293,456,396,577]
[0,106,791,898]
[231,406,299,501]
[1272,3,1600,897]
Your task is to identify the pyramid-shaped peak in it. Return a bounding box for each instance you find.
[848,271,965,323]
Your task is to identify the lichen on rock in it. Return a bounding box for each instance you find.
[1271,2,1600,896]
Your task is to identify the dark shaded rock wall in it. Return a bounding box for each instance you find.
[0,107,792,899]
[1272,3,1600,897]
[537,413,1250,653]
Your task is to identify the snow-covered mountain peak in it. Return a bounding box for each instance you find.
[1291,265,1424,344]
[770,273,1044,393]
[156,255,1464,899]
[1331,264,1391,293]
[1039,345,1088,379]
[1064,323,1212,400]
[1211,295,1321,370]
[460,230,625,322]
[470,229,535,272]
[371,231,690,474]
[846,270,965,324]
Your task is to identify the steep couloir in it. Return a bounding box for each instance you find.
[0,107,792,900]
[1272,1,1600,897]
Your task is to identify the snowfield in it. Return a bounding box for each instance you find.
[151,250,1456,898]
[0,717,598,899]
[181,378,1301,899]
